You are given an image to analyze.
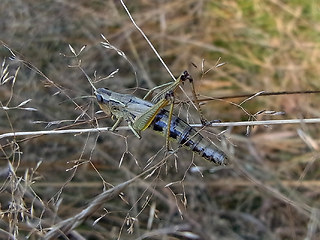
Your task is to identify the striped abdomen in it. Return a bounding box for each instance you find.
[150,109,227,165]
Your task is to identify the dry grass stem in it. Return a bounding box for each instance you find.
[1,118,320,140]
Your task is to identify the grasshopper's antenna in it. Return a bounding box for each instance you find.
[79,66,96,92]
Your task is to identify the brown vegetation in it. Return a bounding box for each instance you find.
[0,0,320,239]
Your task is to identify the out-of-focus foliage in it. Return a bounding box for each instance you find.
[0,0,319,239]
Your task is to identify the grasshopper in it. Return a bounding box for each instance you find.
[95,71,227,165]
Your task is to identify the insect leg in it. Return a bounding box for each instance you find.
[149,72,187,104]
[164,91,175,152]
[128,121,142,139]
[111,117,123,131]
[184,71,208,125]
[132,97,169,131]
[143,82,172,100]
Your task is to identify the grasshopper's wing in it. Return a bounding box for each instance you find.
[124,97,153,118]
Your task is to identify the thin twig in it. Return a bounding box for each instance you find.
[193,118,320,127]
[0,127,111,139]
[119,0,175,81]
[198,90,320,102]
[119,0,199,112]
[1,118,320,140]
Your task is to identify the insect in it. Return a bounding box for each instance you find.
[95,71,227,165]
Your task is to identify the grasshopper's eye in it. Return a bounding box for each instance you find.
[96,94,103,103]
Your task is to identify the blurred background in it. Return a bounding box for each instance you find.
[1,0,320,239]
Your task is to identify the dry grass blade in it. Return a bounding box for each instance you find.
[119,0,175,81]
[1,118,320,140]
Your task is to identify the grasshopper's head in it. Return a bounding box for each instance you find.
[95,88,113,116]
[95,88,112,104]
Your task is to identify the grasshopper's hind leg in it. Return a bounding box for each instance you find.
[143,82,172,100]
[132,97,170,133]
[127,121,142,139]
[164,91,175,154]
[184,72,209,125]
